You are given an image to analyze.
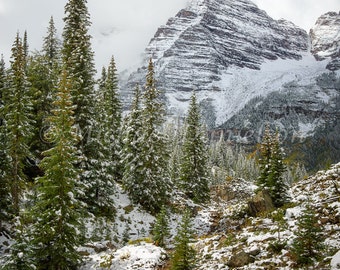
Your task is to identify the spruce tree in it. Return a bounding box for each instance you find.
[3,33,33,214]
[290,203,325,267]
[121,85,145,204]
[43,17,61,65]
[171,210,196,270]
[138,59,171,213]
[1,216,35,270]
[257,126,289,207]
[165,120,184,184]
[28,18,61,158]
[62,0,99,209]
[103,56,122,181]
[267,131,289,207]
[85,57,121,216]
[152,206,170,248]
[0,55,11,223]
[179,92,210,203]
[257,125,273,189]
[29,68,84,269]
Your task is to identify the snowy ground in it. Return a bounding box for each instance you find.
[1,164,339,269]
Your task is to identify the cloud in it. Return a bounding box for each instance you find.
[252,0,339,30]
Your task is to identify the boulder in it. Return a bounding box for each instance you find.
[247,190,275,217]
[227,250,255,268]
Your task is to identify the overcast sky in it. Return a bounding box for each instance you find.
[0,0,339,72]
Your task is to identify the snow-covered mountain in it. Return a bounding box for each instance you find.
[310,11,340,70]
[120,0,339,138]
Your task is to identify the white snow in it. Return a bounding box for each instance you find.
[83,243,166,270]
[331,250,340,270]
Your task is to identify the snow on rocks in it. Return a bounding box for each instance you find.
[85,242,166,270]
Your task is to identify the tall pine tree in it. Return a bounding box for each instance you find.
[28,16,61,158]
[62,0,99,209]
[121,85,145,204]
[29,68,84,269]
[179,92,210,203]
[102,56,122,181]
[257,126,289,207]
[0,55,11,223]
[85,57,122,216]
[3,33,34,214]
[138,59,171,213]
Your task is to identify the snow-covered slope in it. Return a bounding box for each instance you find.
[310,11,340,70]
[120,0,308,110]
[82,163,339,269]
[120,1,340,144]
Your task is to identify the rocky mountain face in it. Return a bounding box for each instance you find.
[310,11,340,70]
[121,0,308,110]
[120,0,340,167]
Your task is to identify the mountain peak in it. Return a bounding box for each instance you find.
[310,11,340,70]
[122,0,308,105]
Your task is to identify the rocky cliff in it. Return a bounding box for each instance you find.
[310,11,340,70]
[120,0,340,159]
[121,0,308,112]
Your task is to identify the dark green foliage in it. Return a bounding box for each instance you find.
[152,206,170,248]
[170,210,196,270]
[257,126,289,207]
[102,56,122,181]
[28,69,84,269]
[290,203,325,267]
[121,85,145,205]
[83,57,121,216]
[1,216,35,270]
[3,33,34,214]
[0,56,11,223]
[62,0,103,213]
[28,17,61,159]
[179,92,210,203]
[127,59,170,214]
[62,0,96,134]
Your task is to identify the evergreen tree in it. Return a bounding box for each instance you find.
[267,131,289,207]
[0,55,11,223]
[121,85,145,204]
[85,57,121,216]
[170,210,196,270]
[28,19,61,158]
[257,125,273,189]
[165,120,184,184]
[179,92,210,203]
[1,216,35,270]
[3,33,33,214]
[257,126,289,207]
[102,56,122,181]
[23,31,29,65]
[62,0,99,209]
[138,59,171,213]
[152,206,170,248]
[290,203,325,267]
[43,17,61,64]
[29,68,84,269]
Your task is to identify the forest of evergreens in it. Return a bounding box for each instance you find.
[0,0,322,269]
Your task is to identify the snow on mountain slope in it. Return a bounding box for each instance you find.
[310,11,340,71]
[120,0,308,112]
[120,1,340,143]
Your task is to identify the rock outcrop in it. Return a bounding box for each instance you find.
[121,0,308,110]
[310,11,340,70]
[119,1,340,165]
